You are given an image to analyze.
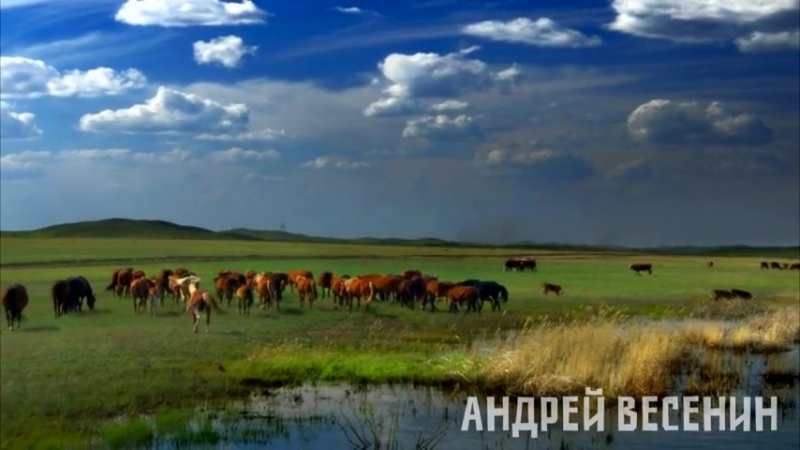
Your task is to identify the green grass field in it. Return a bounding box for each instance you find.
[1,232,799,449]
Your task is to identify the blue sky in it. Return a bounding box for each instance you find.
[1,0,798,246]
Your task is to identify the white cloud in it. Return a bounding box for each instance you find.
[115,0,269,27]
[0,150,50,172]
[462,17,602,47]
[57,148,194,164]
[475,148,596,181]
[364,47,520,117]
[78,86,249,134]
[0,101,43,140]
[607,0,800,51]
[430,100,468,112]
[0,56,147,99]
[193,35,257,68]
[331,6,378,15]
[735,29,800,52]
[627,99,774,146]
[301,156,368,169]
[59,148,131,160]
[209,147,279,162]
[196,128,291,141]
[402,114,480,139]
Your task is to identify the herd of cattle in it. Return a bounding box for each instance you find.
[2,256,798,332]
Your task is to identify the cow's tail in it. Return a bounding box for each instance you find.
[105,271,117,291]
[206,294,225,314]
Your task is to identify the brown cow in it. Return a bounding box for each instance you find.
[711,289,734,301]
[185,279,224,333]
[770,262,782,270]
[446,286,479,313]
[541,282,563,296]
[330,275,350,307]
[131,277,155,314]
[255,276,275,311]
[730,288,754,300]
[317,271,333,299]
[628,263,653,275]
[343,277,376,312]
[236,284,254,315]
[424,280,454,311]
[287,270,314,293]
[2,284,29,330]
[215,271,246,307]
[402,269,422,279]
[760,262,770,270]
[789,263,800,270]
[106,268,134,298]
[369,275,403,303]
[244,270,258,287]
[296,277,319,309]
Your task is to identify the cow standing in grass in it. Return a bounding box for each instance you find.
[628,263,652,275]
[2,284,29,330]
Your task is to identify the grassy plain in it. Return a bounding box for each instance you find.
[0,236,799,448]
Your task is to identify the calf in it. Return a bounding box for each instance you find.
[541,282,563,296]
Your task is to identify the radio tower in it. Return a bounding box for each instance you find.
[280,223,286,233]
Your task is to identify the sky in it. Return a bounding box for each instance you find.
[0,0,798,247]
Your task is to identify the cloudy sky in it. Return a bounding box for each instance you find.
[0,0,798,246]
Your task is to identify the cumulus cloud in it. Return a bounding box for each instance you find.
[0,101,43,140]
[209,147,279,162]
[364,47,521,117]
[301,156,369,169]
[196,128,291,141]
[735,29,800,52]
[78,86,249,134]
[430,100,468,112]
[475,148,596,181]
[0,56,147,99]
[462,17,602,47]
[607,0,800,52]
[402,114,481,139]
[0,150,50,180]
[115,0,269,27]
[627,99,774,147]
[193,35,257,68]
[608,158,654,181]
[331,6,378,16]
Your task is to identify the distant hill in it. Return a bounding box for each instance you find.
[1,218,798,257]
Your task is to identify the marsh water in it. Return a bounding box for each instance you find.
[95,346,800,449]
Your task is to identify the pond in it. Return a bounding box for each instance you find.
[95,379,799,450]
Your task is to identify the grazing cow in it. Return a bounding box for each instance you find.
[185,279,224,333]
[343,277,376,312]
[287,270,314,293]
[330,275,350,307]
[541,282,563,296]
[131,277,155,314]
[255,275,274,311]
[628,263,653,275]
[402,269,422,279]
[473,281,509,312]
[707,261,714,268]
[770,262,782,270]
[2,284,29,330]
[53,276,97,316]
[711,289,734,301]
[369,275,404,304]
[317,271,333,299]
[295,277,318,309]
[424,280,454,311]
[504,259,520,271]
[730,288,754,300]
[760,262,770,270]
[215,271,246,307]
[106,268,133,298]
[398,276,427,309]
[446,286,480,313]
[153,269,173,305]
[236,285,254,315]
[789,263,800,270]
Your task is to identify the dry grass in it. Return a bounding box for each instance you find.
[472,305,800,399]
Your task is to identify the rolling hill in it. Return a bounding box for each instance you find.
[1,218,798,258]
